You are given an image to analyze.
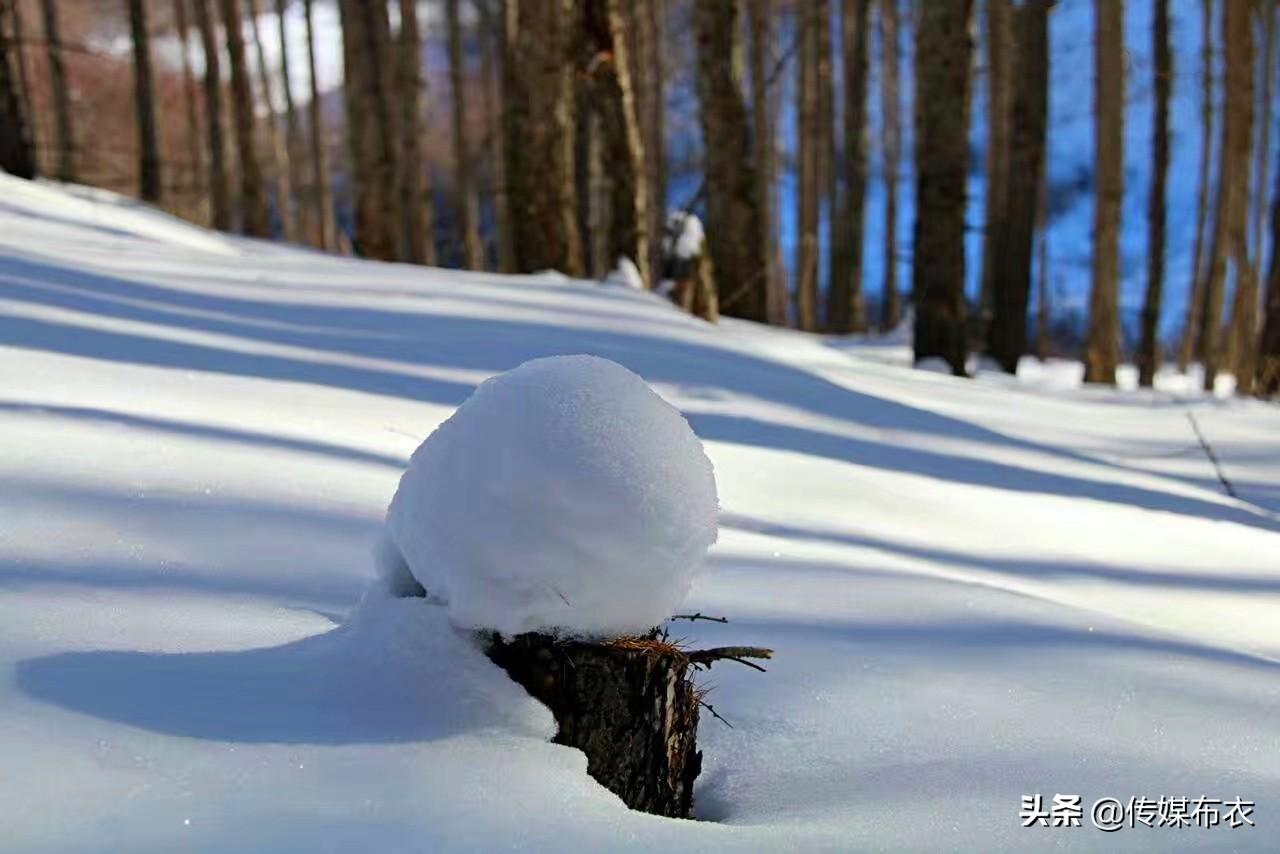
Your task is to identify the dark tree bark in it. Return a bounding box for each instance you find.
[694,0,769,322]
[1179,0,1214,373]
[1258,143,1280,396]
[398,0,436,265]
[828,0,870,334]
[747,0,784,324]
[8,0,37,170]
[911,0,974,374]
[246,0,294,241]
[986,0,1049,375]
[275,0,307,244]
[878,0,901,332]
[447,0,484,269]
[796,0,820,330]
[978,0,1012,339]
[303,0,336,250]
[1136,0,1171,388]
[1083,0,1124,385]
[0,0,36,179]
[193,0,230,230]
[635,0,667,296]
[1198,0,1253,392]
[128,0,162,202]
[486,633,701,818]
[477,0,513,271]
[39,0,74,181]
[503,0,583,276]
[174,0,206,197]
[220,0,269,235]
[1035,156,1051,361]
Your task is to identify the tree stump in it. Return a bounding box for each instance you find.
[485,632,702,818]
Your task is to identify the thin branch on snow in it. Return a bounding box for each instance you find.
[670,612,729,624]
[1186,411,1237,499]
[687,646,774,672]
[699,700,734,729]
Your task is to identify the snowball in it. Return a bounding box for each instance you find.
[662,211,705,261]
[383,355,719,637]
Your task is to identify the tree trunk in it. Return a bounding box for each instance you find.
[192,0,230,230]
[1179,0,1215,373]
[828,0,870,334]
[1083,0,1124,385]
[175,0,206,202]
[747,0,783,324]
[485,632,701,818]
[1136,0,1170,388]
[1199,0,1253,393]
[796,1,820,331]
[1258,138,1280,396]
[398,0,436,265]
[635,0,667,297]
[693,0,769,322]
[1035,158,1051,361]
[220,0,269,235]
[446,0,484,270]
[503,0,583,276]
[0,0,35,179]
[987,0,1048,375]
[302,0,336,250]
[817,0,837,330]
[275,0,308,244]
[39,0,74,182]
[878,0,901,332]
[978,0,1012,341]
[8,0,37,172]
[246,0,294,241]
[477,0,512,271]
[911,0,973,374]
[128,0,162,202]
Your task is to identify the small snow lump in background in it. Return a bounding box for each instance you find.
[381,355,719,637]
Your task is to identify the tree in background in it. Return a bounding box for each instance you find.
[747,0,784,325]
[274,0,305,243]
[303,0,335,251]
[446,0,483,270]
[1135,0,1170,387]
[828,0,870,335]
[694,0,769,322]
[877,0,901,332]
[220,0,268,236]
[1259,141,1280,396]
[127,0,161,202]
[476,0,512,271]
[978,0,1011,343]
[503,0,582,276]
[795,0,820,331]
[398,0,435,265]
[987,0,1049,374]
[39,0,74,182]
[193,0,230,230]
[1179,0,1215,373]
[635,0,667,298]
[0,0,35,179]
[912,0,974,374]
[1083,0,1124,385]
[246,0,294,241]
[174,0,206,204]
[1198,0,1253,392]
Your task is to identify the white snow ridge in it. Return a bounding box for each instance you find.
[381,355,719,637]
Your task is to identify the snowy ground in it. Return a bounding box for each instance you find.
[2,176,1278,852]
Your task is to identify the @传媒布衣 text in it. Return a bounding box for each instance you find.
[1020,795,1254,831]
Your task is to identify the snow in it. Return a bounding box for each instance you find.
[381,355,718,637]
[604,256,646,290]
[663,210,706,261]
[2,174,1279,851]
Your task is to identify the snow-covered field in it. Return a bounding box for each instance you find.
[2,176,1278,852]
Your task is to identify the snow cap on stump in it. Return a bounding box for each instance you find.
[385,355,719,637]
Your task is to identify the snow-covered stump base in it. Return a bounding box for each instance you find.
[485,632,703,818]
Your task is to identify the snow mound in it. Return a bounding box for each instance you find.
[383,355,719,637]
[603,256,645,289]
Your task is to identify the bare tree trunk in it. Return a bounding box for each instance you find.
[503,0,583,276]
[1199,0,1253,392]
[446,0,484,269]
[1258,139,1280,396]
[0,0,35,178]
[39,0,74,181]
[246,0,294,240]
[1253,6,1275,267]
[1136,0,1170,388]
[978,0,1012,340]
[796,1,820,331]
[1179,0,1214,373]
[220,0,269,235]
[817,0,836,330]
[302,0,335,250]
[128,0,162,202]
[398,0,436,265]
[1035,156,1051,361]
[192,0,230,229]
[693,0,769,321]
[911,0,974,374]
[477,0,512,271]
[1083,0,1124,385]
[275,0,307,243]
[8,0,37,171]
[878,0,901,332]
[987,0,1048,375]
[634,0,667,294]
[748,0,783,324]
[828,0,870,334]
[175,0,206,203]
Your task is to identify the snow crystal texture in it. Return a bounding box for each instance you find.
[384,355,718,637]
